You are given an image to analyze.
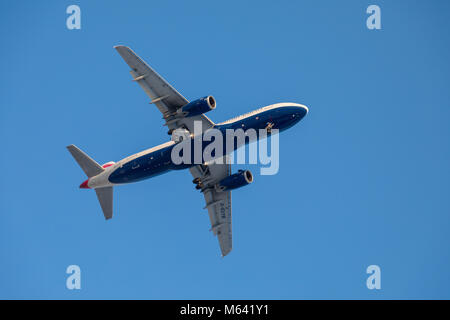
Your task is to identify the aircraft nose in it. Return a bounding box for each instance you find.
[294,104,308,119]
[299,105,308,116]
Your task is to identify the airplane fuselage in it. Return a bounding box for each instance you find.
[67,44,310,255]
[84,103,307,189]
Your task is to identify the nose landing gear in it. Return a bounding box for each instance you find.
[265,122,274,134]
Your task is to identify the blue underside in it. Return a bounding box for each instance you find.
[108,106,306,184]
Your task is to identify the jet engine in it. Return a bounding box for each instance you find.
[178,96,216,117]
[217,170,253,192]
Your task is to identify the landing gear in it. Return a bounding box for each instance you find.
[265,122,274,134]
[192,165,209,192]
[193,177,203,190]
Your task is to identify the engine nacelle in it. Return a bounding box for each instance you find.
[178,96,216,118]
[217,170,253,192]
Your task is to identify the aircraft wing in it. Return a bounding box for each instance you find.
[114,45,214,133]
[190,158,232,257]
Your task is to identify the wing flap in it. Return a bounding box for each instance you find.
[114,45,188,109]
[203,188,232,256]
[190,157,233,256]
[114,45,214,133]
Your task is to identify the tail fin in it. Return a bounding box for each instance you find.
[66,144,104,178]
[95,187,113,220]
[67,144,113,220]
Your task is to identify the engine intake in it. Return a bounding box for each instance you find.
[217,170,253,192]
[179,96,216,117]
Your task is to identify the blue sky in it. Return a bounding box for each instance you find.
[1,0,449,299]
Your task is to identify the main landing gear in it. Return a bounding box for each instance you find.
[193,177,203,190]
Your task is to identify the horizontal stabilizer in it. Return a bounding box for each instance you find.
[67,145,104,178]
[95,187,113,220]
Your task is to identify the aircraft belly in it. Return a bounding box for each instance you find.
[108,152,173,184]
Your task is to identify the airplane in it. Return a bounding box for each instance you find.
[67,46,308,256]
